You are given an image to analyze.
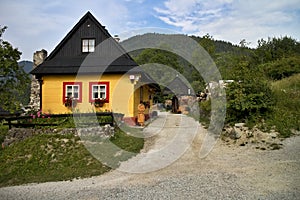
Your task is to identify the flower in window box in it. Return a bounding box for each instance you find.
[94,98,106,107]
[64,96,77,108]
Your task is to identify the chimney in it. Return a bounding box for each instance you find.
[28,49,47,112]
[113,35,120,42]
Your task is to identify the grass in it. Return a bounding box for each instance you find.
[266,74,300,137]
[0,124,144,187]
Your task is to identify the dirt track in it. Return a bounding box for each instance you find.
[0,112,299,199]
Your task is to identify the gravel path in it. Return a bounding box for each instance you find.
[1,112,299,199]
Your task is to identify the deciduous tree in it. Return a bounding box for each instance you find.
[0,26,30,112]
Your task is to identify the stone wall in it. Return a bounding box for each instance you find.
[28,49,47,112]
[2,125,115,147]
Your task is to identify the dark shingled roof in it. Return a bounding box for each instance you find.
[31,11,140,75]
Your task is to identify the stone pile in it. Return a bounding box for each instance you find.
[222,123,283,150]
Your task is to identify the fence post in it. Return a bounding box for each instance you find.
[111,112,114,127]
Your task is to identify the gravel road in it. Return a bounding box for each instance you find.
[1,112,299,199]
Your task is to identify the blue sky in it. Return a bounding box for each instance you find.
[1,0,299,60]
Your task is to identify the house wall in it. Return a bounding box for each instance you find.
[41,74,136,117]
[133,84,153,117]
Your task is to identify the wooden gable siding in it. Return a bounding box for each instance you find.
[49,13,116,59]
[31,11,139,75]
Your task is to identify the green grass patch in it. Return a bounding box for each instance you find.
[266,74,300,137]
[111,127,144,153]
[0,125,144,187]
[0,123,9,144]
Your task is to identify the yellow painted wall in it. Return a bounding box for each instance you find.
[132,84,154,117]
[41,74,136,117]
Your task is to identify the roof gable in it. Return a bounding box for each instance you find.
[31,11,137,75]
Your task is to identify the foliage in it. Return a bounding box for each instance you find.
[259,56,300,80]
[228,60,274,124]
[0,122,8,144]
[266,74,300,137]
[64,96,77,108]
[198,33,216,56]
[255,36,300,64]
[0,26,30,112]
[134,48,183,83]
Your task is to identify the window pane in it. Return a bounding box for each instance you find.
[100,85,106,92]
[93,92,98,99]
[89,39,95,46]
[89,46,95,52]
[82,40,89,52]
[73,86,79,92]
[74,92,79,99]
[100,93,106,99]
[82,46,88,52]
[67,86,72,92]
[82,40,89,45]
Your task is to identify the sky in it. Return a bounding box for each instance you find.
[1,0,299,61]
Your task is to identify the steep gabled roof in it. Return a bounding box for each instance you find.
[31,11,139,75]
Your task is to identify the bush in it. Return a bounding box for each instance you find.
[225,72,274,125]
[262,56,300,80]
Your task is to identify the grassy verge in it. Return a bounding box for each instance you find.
[0,125,144,187]
[266,74,300,137]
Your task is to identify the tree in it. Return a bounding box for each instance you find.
[224,56,274,124]
[199,33,215,56]
[255,36,300,63]
[0,26,30,112]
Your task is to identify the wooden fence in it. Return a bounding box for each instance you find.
[2,112,124,129]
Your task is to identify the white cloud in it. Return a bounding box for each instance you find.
[154,0,300,47]
[0,0,130,60]
[0,0,299,60]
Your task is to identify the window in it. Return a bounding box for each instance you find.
[89,82,109,102]
[92,85,106,99]
[82,39,95,52]
[63,82,82,103]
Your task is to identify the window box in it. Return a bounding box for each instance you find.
[93,98,106,107]
[63,82,82,107]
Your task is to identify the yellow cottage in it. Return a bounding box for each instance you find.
[31,11,157,125]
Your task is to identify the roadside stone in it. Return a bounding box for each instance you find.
[269,132,277,139]
[222,124,283,150]
[234,123,245,128]
[233,127,242,139]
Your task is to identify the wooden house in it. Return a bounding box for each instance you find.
[31,11,157,123]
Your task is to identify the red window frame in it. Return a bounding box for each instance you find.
[63,82,83,103]
[89,82,110,103]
